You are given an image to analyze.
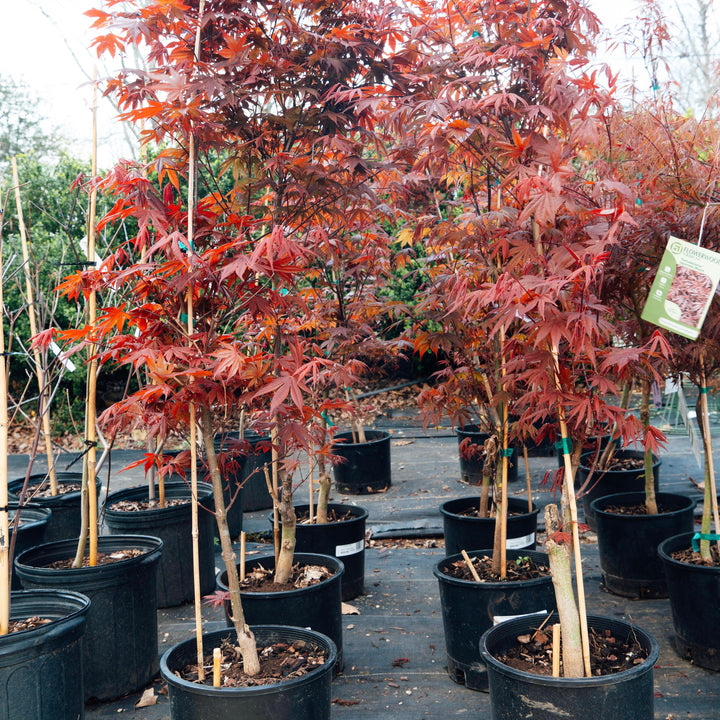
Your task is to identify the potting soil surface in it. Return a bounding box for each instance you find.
[9,428,719,719]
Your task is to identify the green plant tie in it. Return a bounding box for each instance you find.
[700,387,709,394]
[691,532,720,551]
[321,410,334,428]
[554,438,572,454]
[500,448,513,457]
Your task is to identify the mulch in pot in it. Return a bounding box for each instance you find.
[178,635,329,687]
[601,502,674,516]
[498,625,649,677]
[443,554,549,582]
[18,481,82,498]
[239,561,335,593]
[108,498,190,512]
[47,548,147,569]
[296,508,356,524]
[671,545,720,567]
[8,616,52,633]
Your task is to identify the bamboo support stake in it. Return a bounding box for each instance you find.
[213,647,221,687]
[0,189,10,635]
[308,449,315,523]
[523,445,533,512]
[83,70,100,566]
[461,550,481,582]
[186,2,207,677]
[240,531,246,582]
[550,341,591,677]
[552,624,561,677]
[11,158,57,494]
[699,363,720,557]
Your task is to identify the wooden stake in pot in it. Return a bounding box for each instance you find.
[461,549,481,582]
[10,158,57,495]
[0,188,10,635]
[698,358,720,560]
[550,341,591,677]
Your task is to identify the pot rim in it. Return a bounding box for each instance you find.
[331,429,391,446]
[160,624,337,697]
[579,449,661,472]
[433,548,552,589]
[103,480,214,516]
[216,551,345,597]
[480,613,659,687]
[591,491,696,518]
[658,531,720,572]
[440,496,539,521]
[7,588,90,629]
[15,534,164,573]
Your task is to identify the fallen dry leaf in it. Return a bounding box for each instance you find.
[134,688,157,708]
[342,602,360,615]
[332,698,360,706]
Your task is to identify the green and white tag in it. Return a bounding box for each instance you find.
[641,236,720,340]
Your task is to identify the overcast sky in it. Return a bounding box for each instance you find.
[0,0,653,169]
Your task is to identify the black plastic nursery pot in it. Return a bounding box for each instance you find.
[456,424,519,484]
[0,589,90,720]
[456,425,520,484]
[160,625,336,720]
[577,450,661,531]
[479,613,659,720]
[440,496,540,557]
[210,435,247,535]
[8,472,90,543]
[556,434,613,469]
[216,552,344,673]
[103,480,216,607]
[658,531,720,671]
[433,549,556,691]
[214,430,273,511]
[292,502,368,600]
[9,503,51,589]
[592,492,696,598]
[15,534,162,702]
[331,429,391,494]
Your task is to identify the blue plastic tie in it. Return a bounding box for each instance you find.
[691,532,720,551]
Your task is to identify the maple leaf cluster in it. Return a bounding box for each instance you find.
[45,0,720,481]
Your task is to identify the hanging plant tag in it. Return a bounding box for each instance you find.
[641,236,720,339]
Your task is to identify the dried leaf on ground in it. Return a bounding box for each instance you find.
[134,688,157,708]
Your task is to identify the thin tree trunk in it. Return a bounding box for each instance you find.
[550,341,591,676]
[315,416,331,524]
[640,380,658,515]
[274,467,297,585]
[545,505,584,678]
[200,406,260,676]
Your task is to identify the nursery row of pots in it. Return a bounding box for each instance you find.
[5,431,717,720]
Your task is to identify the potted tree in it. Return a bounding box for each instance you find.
[14,89,164,703]
[584,97,713,598]
[388,0,660,713]
[56,0,402,711]
[0,183,91,720]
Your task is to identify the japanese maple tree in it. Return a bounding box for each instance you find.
[45,0,403,677]
[383,0,664,675]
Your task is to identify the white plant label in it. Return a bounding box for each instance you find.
[492,609,548,626]
[50,341,77,372]
[641,236,720,340]
[505,532,535,550]
[335,539,364,557]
